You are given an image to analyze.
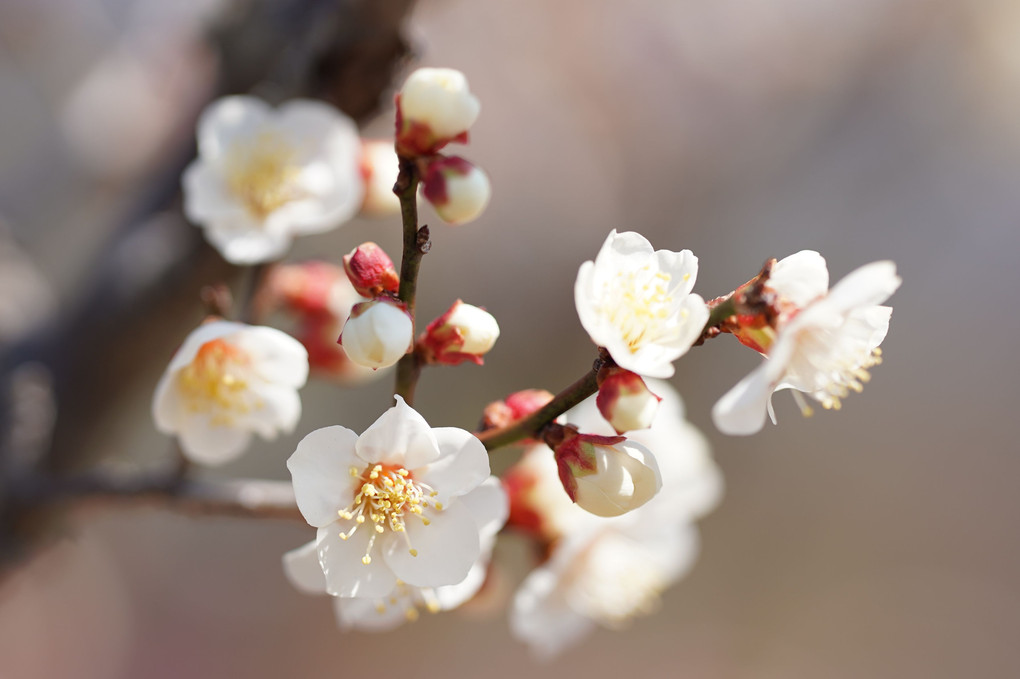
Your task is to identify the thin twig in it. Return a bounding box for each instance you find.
[394,157,429,404]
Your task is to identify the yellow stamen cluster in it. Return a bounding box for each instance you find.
[817,347,882,411]
[337,464,440,566]
[177,339,253,423]
[225,133,304,219]
[604,268,680,352]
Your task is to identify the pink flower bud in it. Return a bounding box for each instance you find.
[596,366,662,434]
[421,156,491,225]
[339,298,413,369]
[359,139,401,216]
[481,389,554,431]
[420,299,499,366]
[342,242,400,298]
[553,429,662,518]
[395,68,480,157]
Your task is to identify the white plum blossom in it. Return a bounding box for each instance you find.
[287,397,495,598]
[713,257,901,436]
[152,320,308,465]
[359,139,402,216]
[509,382,721,657]
[182,96,364,264]
[283,477,507,630]
[339,299,413,370]
[575,230,709,379]
[554,433,662,518]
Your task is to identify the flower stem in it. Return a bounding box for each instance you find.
[394,157,430,404]
[476,355,606,452]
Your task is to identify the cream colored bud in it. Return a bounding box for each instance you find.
[399,68,480,141]
[445,303,499,355]
[340,300,412,369]
[573,440,662,518]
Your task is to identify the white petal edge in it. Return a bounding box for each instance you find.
[287,425,361,527]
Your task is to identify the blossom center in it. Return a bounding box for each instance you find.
[373,580,443,623]
[603,268,687,352]
[225,133,304,219]
[177,339,253,419]
[337,463,440,565]
[569,535,667,627]
[788,326,883,413]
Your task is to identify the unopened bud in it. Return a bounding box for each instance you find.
[481,389,554,431]
[596,366,662,434]
[343,242,399,298]
[421,300,499,366]
[396,68,480,157]
[359,140,401,216]
[553,429,661,518]
[339,299,413,369]
[421,156,491,226]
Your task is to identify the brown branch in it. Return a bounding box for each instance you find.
[394,157,430,404]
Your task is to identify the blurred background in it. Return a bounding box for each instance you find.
[2,0,1019,677]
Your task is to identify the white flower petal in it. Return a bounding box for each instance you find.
[769,250,829,306]
[196,95,273,161]
[355,396,439,469]
[234,326,309,388]
[176,413,252,465]
[415,427,490,503]
[246,383,302,434]
[381,498,480,588]
[334,594,409,632]
[288,425,361,527]
[317,524,398,598]
[825,260,901,313]
[204,217,293,265]
[282,541,327,595]
[510,567,594,660]
[712,363,777,436]
[457,476,509,539]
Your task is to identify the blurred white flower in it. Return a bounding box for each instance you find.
[152,320,308,465]
[713,258,901,435]
[283,477,507,630]
[507,381,721,658]
[182,96,364,264]
[359,140,402,216]
[575,230,709,378]
[287,396,495,597]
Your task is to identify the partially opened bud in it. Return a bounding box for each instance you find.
[421,156,491,226]
[552,429,662,518]
[359,139,401,216]
[396,68,480,156]
[421,299,499,366]
[339,298,412,369]
[343,242,399,298]
[482,389,554,431]
[596,366,662,434]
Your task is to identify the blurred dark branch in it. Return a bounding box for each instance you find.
[0,0,416,568]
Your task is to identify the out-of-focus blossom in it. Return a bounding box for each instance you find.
[595,366,661,434]
[343,242,399,298]
[339,299,413,370]
[713,257,900,435]
[396,68,480,157]
[152,320,308,465]
[287,397,496,597]
[283,477,507,630]
[507,381,721,657]
[421,156,491,226]
[182,96,364,264]
[574,230,709,379]
[359,139,402,216]
[420,300,500,366]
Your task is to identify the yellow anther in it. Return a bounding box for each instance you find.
[409,549,418,557]
[361,555,372,565]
